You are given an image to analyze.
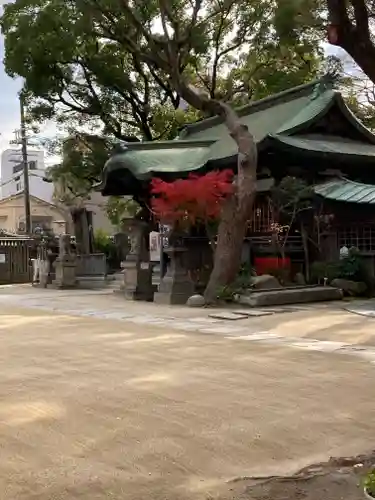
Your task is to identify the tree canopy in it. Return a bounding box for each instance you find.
[1,0,324,141]
[0,0,333,206]
[275,1,375,95]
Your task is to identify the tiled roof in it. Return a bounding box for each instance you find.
[315,178,375,204]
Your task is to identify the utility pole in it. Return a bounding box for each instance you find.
[20,92,31,234]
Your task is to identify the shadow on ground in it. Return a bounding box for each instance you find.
[214,451,375,500]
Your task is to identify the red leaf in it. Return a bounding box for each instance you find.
[150,170,233,228]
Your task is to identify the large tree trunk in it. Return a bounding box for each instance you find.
[71,207,93,254]
[175,84,258,304]
[204,196,255,302]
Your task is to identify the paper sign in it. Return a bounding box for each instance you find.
[0,254,6,263]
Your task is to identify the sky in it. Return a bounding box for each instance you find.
[0,26,22,152]
[0,0,61,168]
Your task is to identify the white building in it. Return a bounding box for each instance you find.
[0,148,54,203]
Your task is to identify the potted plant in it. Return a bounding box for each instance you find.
[364,470,375,499]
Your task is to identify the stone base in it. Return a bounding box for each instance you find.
[76,276,110,289]
[121,261,154,301]
[124,289,154,302]
[53,257,78,289]
[49,282,79,290]
[236,286,343,308]
[154,275,195,305]
[154,290,193,305]
[106,272,123,293]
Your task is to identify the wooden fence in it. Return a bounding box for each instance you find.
[0,237,33,285]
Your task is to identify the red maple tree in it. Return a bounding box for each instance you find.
[150,170,234,231]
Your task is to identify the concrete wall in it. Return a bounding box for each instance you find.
[85,191,115,234]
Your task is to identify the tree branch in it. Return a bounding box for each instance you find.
[352,0,370,34]
[327,0,375,85]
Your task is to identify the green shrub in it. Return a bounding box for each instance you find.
[93,229,118,269]
[364,470,375,497]
[216,263,256,301]
[311,248,372,295]
[310,260,341,283]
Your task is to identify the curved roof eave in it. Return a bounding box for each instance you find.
[315,178,375,204]
[277,91,375,144]
[335,94,375,144]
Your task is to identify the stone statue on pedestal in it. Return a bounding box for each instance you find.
[52,234,77,289]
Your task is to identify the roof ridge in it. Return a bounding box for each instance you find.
[276,88,336,135]
[181,77,325,136]
[0,191,59,208]
[333,177,374,187]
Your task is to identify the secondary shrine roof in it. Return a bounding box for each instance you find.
[315,178,375,204]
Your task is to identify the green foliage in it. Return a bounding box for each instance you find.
[106,196,141,228]
[310,260,341,283]
[1,0,330,196]
[216,263,256,301]
[365,470,375,498]
[274,0,325,43]
[93,229,117,261]
[346,88,375,131]
[273,0,375,129]
[270,177,313,258]
[311,248,370,293]
[271,176,313,223]
[2,0,324,140]
[46,133,115,202]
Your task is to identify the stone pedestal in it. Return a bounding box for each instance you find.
[151,262,162,289]
[39,260,51,288]
[122,258,153,301]
[154,246,194,305]
[53,255,77,289]
[110,271,125,293]
[121,220,153,301]
[114,232,130,263]
[51,234,77,289]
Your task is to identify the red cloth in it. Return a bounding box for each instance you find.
[254,257,290,275]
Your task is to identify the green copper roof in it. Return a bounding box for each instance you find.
[267,134,375,158]
[277,91,375,141]
[180,80,322,161]
[276,89,336,134]
[181,77,375,159]
[315,178,375,204]
[98,75,375,196]
[106,140,215,177]
[97,140,216,195]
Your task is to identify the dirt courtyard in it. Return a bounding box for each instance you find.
[0,302,374,499]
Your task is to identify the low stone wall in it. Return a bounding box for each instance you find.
[76,253,107,277]
[236,286,343,307]
[75,253,109,289]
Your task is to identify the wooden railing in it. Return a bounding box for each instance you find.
[246,234,304,253]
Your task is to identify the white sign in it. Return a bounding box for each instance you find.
[0,254,6,263]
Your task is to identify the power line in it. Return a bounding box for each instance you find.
[0,171,48,189]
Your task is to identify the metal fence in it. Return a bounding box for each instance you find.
[0,237,33,284]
